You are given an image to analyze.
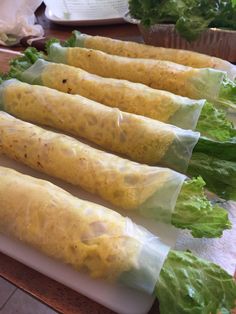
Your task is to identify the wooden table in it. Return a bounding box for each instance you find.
[0,4,160,314]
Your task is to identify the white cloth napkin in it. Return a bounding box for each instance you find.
[175,201,236,275]
[0,0,44,46]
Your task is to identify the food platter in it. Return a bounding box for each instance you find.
[0,32,236,314]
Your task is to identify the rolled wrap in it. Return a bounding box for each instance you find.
[0,79,200,172]
[47,43,227,106]
[0,166,170,294]
[0,112,186,223]
[19,59,205,130]
[73,32,236,81]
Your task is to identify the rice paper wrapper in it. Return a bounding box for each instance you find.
[167,97,204,130]
[48,43,235,125]
[74,31,236,81]
[0,79,200,173]
[118,219,171,293]
[0,110,186,224]
[20,59,205,131]
[0,166,170,294]
[47,43,227,110]
[188,68,227,104]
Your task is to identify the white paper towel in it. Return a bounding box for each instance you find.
[0,0,44,46]
[176,201,236,275]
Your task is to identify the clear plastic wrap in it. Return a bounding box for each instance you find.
[20,59,205,130]
[0,112,186,223]
[0,166,170,294]
[0,79,200,172]
[47,43,228,105]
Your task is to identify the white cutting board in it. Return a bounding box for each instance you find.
[0,155,179,314]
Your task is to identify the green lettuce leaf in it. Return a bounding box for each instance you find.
[45,38,61,54]
[129,0,236,41]
[218,77,236,111]
[210,0,236,29]
[129,0,187,26]
[63,30,80,47]
[172,177,231,238]
[194,136,236,162]
[196,101,236,142]
[188,152,236,200]
[175,1,218,41]
[156,250,236,314]
[7,48,44,81]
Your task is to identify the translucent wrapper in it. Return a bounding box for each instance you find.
[0,166,170,294]
[73,32,236,81]
[47,43,227,105]
[0,80,200,172]
[20,59,205,130]
[0,112,186,223]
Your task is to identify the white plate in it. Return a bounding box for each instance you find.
[45,6,126,26]
[0,155,179,314]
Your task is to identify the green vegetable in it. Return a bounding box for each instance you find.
[218,78,236,110]
[64,32,78,47]
[188,152,236,200]
[196,101,236,142]
[194,136,236,162]
[45,38,61,54]
[6,48,44,81]
[129,0,236,41]
[157,250,236,314]
[211,0,236,30]
[172,177,231,238]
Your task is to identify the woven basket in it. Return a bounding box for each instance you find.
[139,24,236,62]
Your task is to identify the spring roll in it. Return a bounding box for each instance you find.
[0,76,236,199]
[47,43,236,112]
[0,111,185,219]
[0,112,230,238]
[17,59,205,131]
[0,166,235,314]
[0,79,200,172]
[8,53,236,142]
[67,31,236,81]
[0,166,169,293]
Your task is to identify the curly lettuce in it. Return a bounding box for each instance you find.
[218,78,236,111]
[129,0,236,41]
[196,101,236,142]
[172,177,231,238]
[156,250,236,314]
[188,152,236,200]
